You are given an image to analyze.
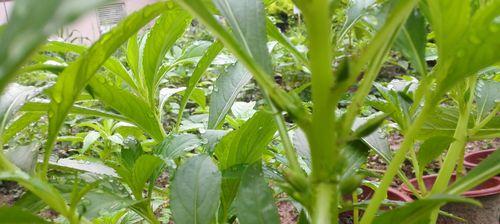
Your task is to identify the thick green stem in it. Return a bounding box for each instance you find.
[312,183,338,224]
[360,100,434,224]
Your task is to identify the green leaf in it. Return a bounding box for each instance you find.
[234,164,280,224]
[142,8,191,94]
[394,9,427,76]
[20,102,131,123]
[81,131,100,154]
[422,0,470,62]
[0,170,69,216]
[208,63,252,129]
[177,41,223,128]
[213,0,273,74]
[154,134,202,162]
[338,0,376,41]
[340,140,369,181]
[475,80,500,119]
[2,112,43,143]
[88,78,165,141]
[437,1,500,93]
[191,88,207,108]
[131,155,163,196]
[5,143,39,173]
[214,111,277,170]
[0,0,111,92]
[170,155,221,224]
[372,194,479,224]
[0,206,49,224]
[353,117,392,162]
[0,84,39,134]
[447,149,500,195]
[46,2,171,169]
[417,136,455,172]
[351,113,388,138]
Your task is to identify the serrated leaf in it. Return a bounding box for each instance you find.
[208,62,252,129]
[171,155,221,224]
[234,164,280,224]
[417,136,455,172]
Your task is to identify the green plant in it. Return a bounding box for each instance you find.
[0,0,499,223]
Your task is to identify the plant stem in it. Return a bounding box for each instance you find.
[312,183,338,224]
[360,99,434,224]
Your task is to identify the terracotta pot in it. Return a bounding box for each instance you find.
[463,149,496,169]
[401,174,500,224]
[339,185,412,223]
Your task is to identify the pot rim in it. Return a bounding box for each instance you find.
[401,174,500,198]
[463,149,497,169]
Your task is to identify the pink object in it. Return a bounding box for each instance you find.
[463,149,496,169]
[401,174,500,198]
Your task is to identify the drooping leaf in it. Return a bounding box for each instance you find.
[372,194,479,224]
[154,134,202,162]
[0,84,39,134]
[21,102,130,123]
[88,78,164,141]
[234,164,280,224]
[353,117,392,162]
[46,2,171,166]
[0,206,49,224]
[0,0,111,91]
[417,136,455,172]
[208,63,252,129]
[351,113,388,138]
[214,111,277,170]
[394,9,427,76]
[177,41,223,128]
[170,155,221,224]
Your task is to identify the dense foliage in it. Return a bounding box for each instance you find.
[0,0,499,223]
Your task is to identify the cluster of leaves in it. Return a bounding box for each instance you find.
[0,0,499,224]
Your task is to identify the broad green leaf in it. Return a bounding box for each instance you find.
[394,9,427,76]
[88,78,165,141]
[142,8,191,95]
[5,143,39,173]
[213,0,273,74]
[201,129,229,154]
[0,206,49,224]
[475,80,500,119]
[81,131,100,154]
[234,164,280,224]
[417,136,455,172]
[353,117,392,162]
[351,113,388,138]
[177,41,223,128]
[0,0,111,92]
[159,87,186,117]
[421,0,470,62]
[46,158,118,177]
[131,155,163,195]
[208,63,252,129]
[0,170,69,216]
[372,194,479,224]
[419,106,499,140]
[214,111,277,170]
[46,2,171,166]
[126,34,140,79]
[340,140,369,181]
[437,1,500,93]
[447,149,500,195]
[171,155,221,224]
[190,88,207,109]
[154,134,202,162]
